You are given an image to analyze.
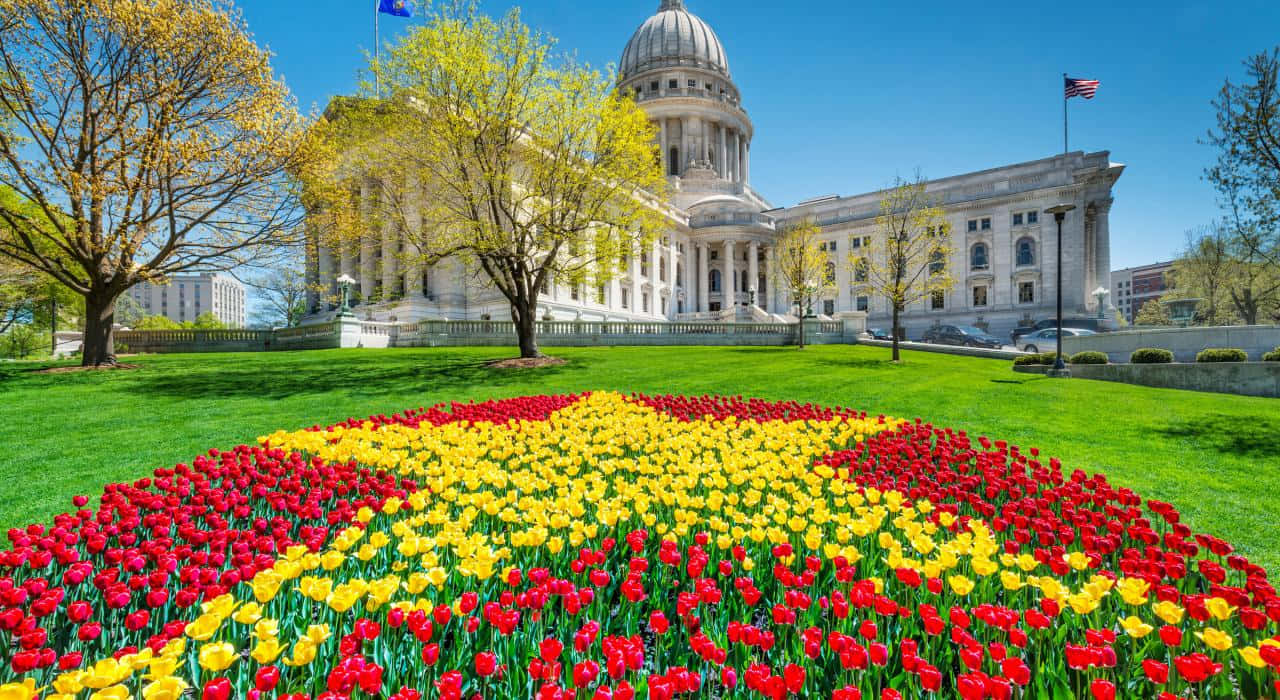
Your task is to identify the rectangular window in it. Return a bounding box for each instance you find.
[649,81,659,92]
[1012,213,1023,226]
[642,292,650,313]
[967,220,978,232]
[1027,211,1038,224]
[668,79,678,89]
[856,295,869,312]
[596,285,606,304]
[621,289,630,309]
[687,79,696,88]
[1019,282,1035,304]
[931,290,945,310]
[850,237,861,249]
[570,286,579,301]
[823,300,835,316]
[981,217,991,230]
[973,285,988,307]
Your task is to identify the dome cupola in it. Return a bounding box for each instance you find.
[619,0,730,80]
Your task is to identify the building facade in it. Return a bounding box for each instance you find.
[127,273,246,328]
[305,0,1123,339]
[1111,261,1174,324]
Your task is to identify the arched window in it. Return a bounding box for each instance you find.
[970,243,989,271]
[1016,237,1036,266]
[668,147,680,176]
[710,269,721,292]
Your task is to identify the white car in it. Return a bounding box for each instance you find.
[1017,327,1095,353]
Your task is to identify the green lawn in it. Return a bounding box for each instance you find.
[2,345,1277,571]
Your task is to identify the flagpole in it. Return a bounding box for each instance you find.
[373,0,378,98]
[1062,72,1068,155]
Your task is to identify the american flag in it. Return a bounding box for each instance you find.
[1064,77,1100,99]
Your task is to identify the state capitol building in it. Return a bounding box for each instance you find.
[305,0,1123,339]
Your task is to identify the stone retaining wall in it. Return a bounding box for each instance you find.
[1063,325,1280,363]
[1014,362,1280,398]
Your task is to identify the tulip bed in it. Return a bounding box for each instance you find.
[2,391,1279,700]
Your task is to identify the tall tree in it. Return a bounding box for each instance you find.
[770,218,832,349]
[1204,47,1279,271]
[1171,224,1239,325]
[0,0,311,366]
[308,3,668,358]
[247,266,309,329]
[861,176,955,361]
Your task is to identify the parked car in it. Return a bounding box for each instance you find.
[1016,327,1096,353]
[920,325,1005,349]
[865,327,892,340]
[1010,317,1107,343]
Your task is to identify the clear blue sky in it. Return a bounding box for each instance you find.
[238,0,1279,272]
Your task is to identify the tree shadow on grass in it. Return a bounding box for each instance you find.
[122,349,580,401]
[1156,413,1280,459]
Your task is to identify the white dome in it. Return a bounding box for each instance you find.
[619,1,729,80]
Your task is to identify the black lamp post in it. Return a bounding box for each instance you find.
[1044,204,1077,373]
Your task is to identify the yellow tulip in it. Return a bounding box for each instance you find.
[183,613,221,642]
[1196,628,1233,652]
[89,687,131,700]
[232,602,263,625]
[0,680,39,700]
[948,575,975,596]
[81,659,134,689]
[1120,616,1153,638]
[1205,597,1236,621]
[142,678,189,700]
[198,642,237,672]
[1152,600,1185,625]
[252,638,286,664]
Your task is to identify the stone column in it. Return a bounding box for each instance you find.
[723,240,736,309]
[747,241,759,307]
[651,238,663,316]
[403,182,424,297]
[380,188,399,299]
[1095,197,1113,310]
[658,119,668,176]
[764,245,776,313]
[630,244,641,315]
[730,130,740,182]
[680,117,692,173]
[317,234,334,309]
[721,126,732,180]
[666,237,678,317]
[743,142,750,184]
[359,179,376,302]
[697,242,709,312]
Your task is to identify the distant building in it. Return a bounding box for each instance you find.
[1111,261,1174,323]
[127,273,245,328]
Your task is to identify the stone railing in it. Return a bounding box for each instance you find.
[115,316,865,354]
[1062,325,1280,363]
[116,328,273,354]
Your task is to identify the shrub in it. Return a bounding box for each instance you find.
[1196,348,1248,363]
[1130,348,1173,364]
[1264,347,1280,362]
[1014,352,1058,366]
[1069,351,1109,365]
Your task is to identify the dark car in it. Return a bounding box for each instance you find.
[921,325,1004,349]
[1010,317,1107,343]
[866,327,893,340]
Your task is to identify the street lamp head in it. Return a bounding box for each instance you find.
[1044,203,1077,221]
[1092,286,1109,297]
[336,274,356,286]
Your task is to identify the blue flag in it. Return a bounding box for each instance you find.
[378,0,413,18]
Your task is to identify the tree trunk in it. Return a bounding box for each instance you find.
[82,290,119,367]
[511,297,542,358]
[891,304,901,362]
